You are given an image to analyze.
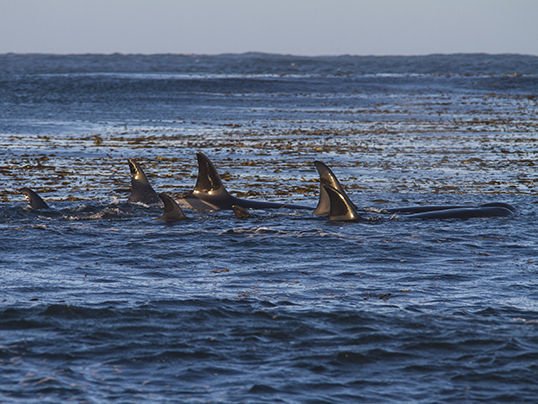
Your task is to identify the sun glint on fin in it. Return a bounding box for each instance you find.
[127,158,161,204]
[19,187,49,210]
[193,152,232,197]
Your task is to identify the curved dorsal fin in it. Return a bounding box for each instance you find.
[323,185,363,222]
[232,205,251,219]
[155,193,187,221]
[127,158,160,204]
[19,187,49,210]
[313,161,356,216]
[193,152,232,198]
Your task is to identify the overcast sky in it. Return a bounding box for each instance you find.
[1,0,537,56]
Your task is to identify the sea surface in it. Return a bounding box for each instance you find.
[1,53,538,403]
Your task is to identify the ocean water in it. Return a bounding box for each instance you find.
[1,53,538,403]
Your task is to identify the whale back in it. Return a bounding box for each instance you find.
[408,206,514,219]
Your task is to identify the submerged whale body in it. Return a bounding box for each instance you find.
[178,152,312,211]
[127,158,161,205]
[19,187,49,210]
[385,202,516,215]
[405,205,514,219]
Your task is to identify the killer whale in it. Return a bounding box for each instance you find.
[155,193,188,222]
[127,158,161,205]
[19,187,49,210]
[178,152,312,211]
[314,161,515,221]
[232,205,252,219]
[323,185,365,222]
[322,184,514,221]
[313,161,358,216]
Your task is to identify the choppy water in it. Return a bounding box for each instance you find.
[1,53,538,403]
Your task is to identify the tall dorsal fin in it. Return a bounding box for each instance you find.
[155,193,187,221]
[323,185,363,222]
[127,158,160,204]
[19,187,49,210]
[313,161,356,216]
[232,205,251,219]
[193,152,232,198]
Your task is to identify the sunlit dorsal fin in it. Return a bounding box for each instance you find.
[232,205,251,219]
[193,152,231,198]
[19,187,49,210]
[127,158,160,204]
[323,185,363,222]
[313,161,356,216]
[155,193,187,221]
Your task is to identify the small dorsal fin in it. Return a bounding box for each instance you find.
[193,152,232,198]
[19,187,49,210]
[155,193,187,221]
[232,205,251,219]
[323,185,363,222]
[313,161,356,216]
[127,158,160,204]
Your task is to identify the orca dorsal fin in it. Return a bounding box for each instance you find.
[127,158,160,204]
[313,161,356,216]
[193,152,232,198]
[232,205,251,219]
[323,185,363,222]
[155,193,187,221]
[19,187,49,210]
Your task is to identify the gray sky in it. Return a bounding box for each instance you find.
[1,0,537,56]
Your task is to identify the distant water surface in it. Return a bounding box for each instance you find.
[1,53,538,403]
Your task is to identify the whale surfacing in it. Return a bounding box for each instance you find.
[324,185,364,222]
[127,158,161,205]
[313,161,358,216]
[155,193,188,222]
[232,205,252,219]
[178,152,311,211]
[19,187,49,210]
[314,161,515,221]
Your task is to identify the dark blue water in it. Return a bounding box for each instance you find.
[1,53,538,403]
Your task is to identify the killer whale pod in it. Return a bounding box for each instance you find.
[313,161,515,221]
[177,152,312,211]
[20,159,160,209]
